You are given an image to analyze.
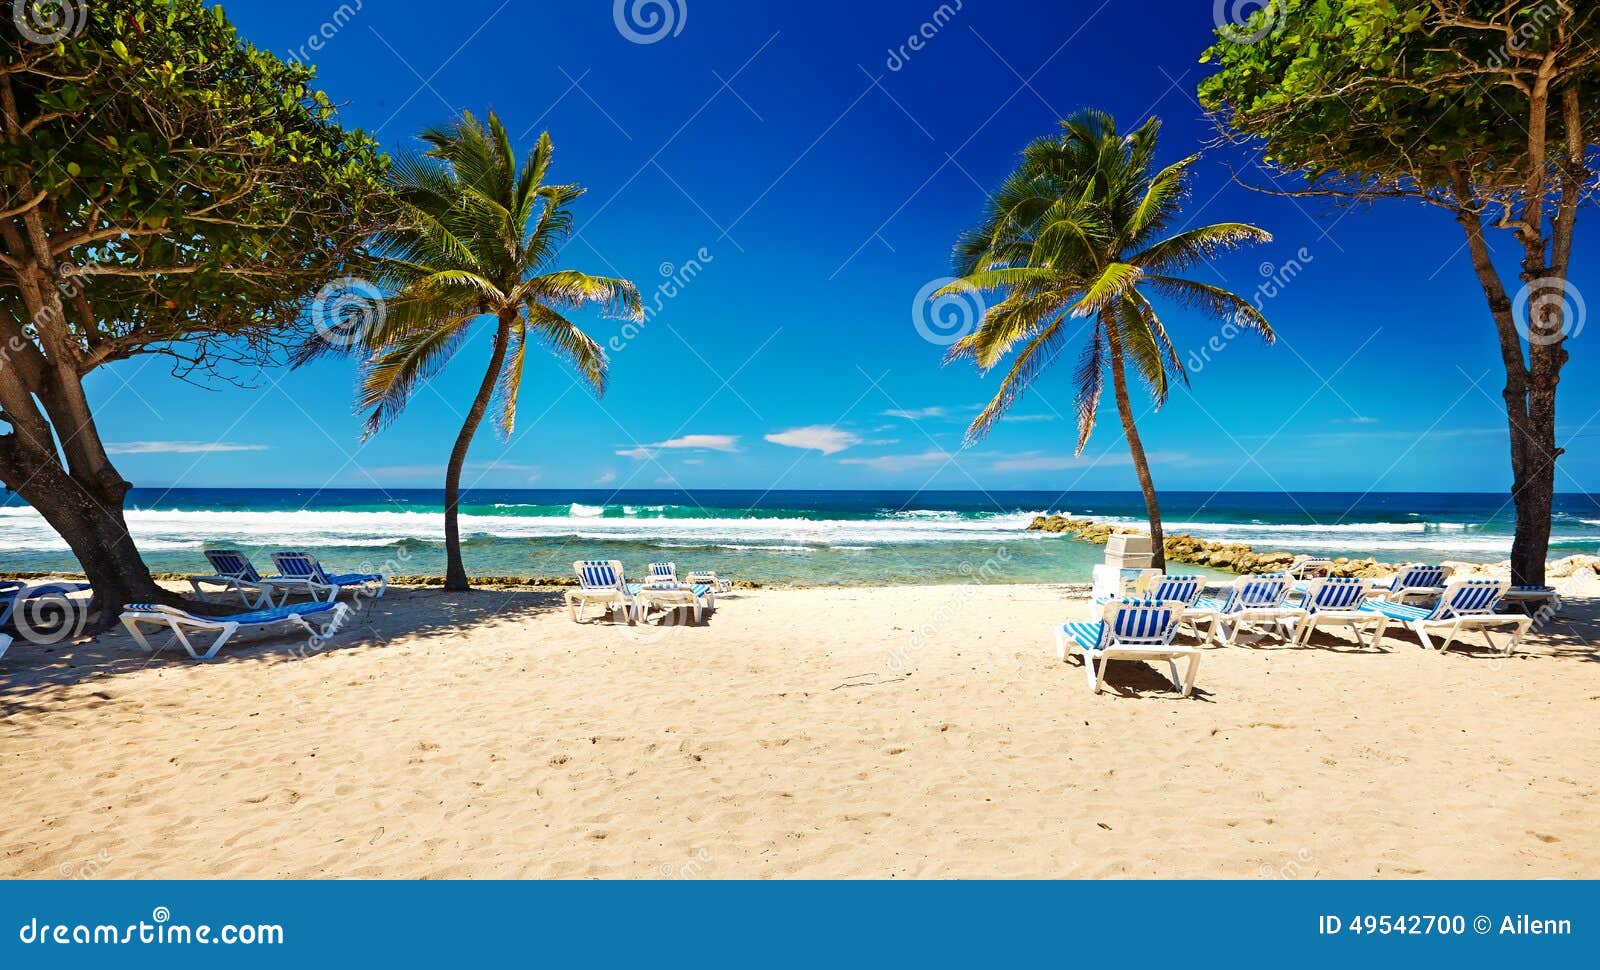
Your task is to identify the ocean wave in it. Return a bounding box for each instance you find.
[0,506,1047,554]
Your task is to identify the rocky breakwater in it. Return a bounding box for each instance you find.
[1027,515,1390,577]
[1027,515,1600,581]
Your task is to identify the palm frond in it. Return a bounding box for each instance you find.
[357,320,474,436]
[1129,223,1273,274]
[1143,275,1274,339]
[524,303,609,395]
[964,314,1070,443]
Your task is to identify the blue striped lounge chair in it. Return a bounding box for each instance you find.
[1095,573,1213,645]
[1360,578,1530,655]
[1288,556,1336,580]
[1188,573,1304,647]
[649,562,717,610]
[270,552,387,603]
[687,570,732,593]
[567,560,643,624]
[189,549,284,609]
[1372,563,1454,606]
[1500,585,1562,618]
[1056,598,1200,697]
[636,580,716,625]
[120,600,351,660]
[1293,577,1388,649]
[0,578,92,628]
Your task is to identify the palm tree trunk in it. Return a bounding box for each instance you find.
[442,315,514,592]
[1104,312,1166,570]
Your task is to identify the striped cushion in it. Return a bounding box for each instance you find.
[1110,601,1178,640]
[577,561,621,590]
[325,572,381,585]
[1148,576,1204,606]
[1062,621,1106,651]
[273,553,330,583]
[1390,565,1448,591]
[206,550,260,581]
[1220,574,1290,612]
[124,601,338,624]
[1306,578,1369,612]
[1436,581,1503,617]
[1362,599,1429,623]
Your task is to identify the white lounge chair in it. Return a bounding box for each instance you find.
[1361,578,1531,655]
[1371,563,1454,605]
[1096,573,1213,644]
[1294,577,1388,649]
[648,562,716,609]
[566,560,642,624]
[636,581,715,625]
[1288,556,1336,580]
[270,552,387,603]
[0,579,91,628]
[120,600,351,660]
[189,549,284,609]
[1189,573,1304,647]
[687,570,732,593]
[1057,598,1199,696]
[1501,585,1562,617]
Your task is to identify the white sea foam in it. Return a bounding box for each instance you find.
[0,505,1045,553]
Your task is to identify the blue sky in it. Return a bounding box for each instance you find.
[87,0,1598,494]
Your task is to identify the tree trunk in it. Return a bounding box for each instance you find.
[1104,312,1166,570]
[0,443,170,630]
[442,316,513,592]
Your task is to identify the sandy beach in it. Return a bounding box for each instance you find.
[3,576,1596,880]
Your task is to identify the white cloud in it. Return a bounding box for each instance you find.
[990,454,1086,473]
[658,434,739,452]
[617,434,739,460]
[882,406,947,421]
[597,470,617,485]
[838,450,951,472]
[764,426,861,455]
[105,441,267,455]
[1337,415,1380,425]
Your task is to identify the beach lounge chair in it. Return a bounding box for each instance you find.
[1096,573,1213,644]
[1501,585,1563,618]
[0,579,91,628]
[1057,598,1200,696]
[1293,577,1388,649]
[687,570,732,593]
[270,552,387,603]
[189,549,284,609]
[636,581,716,625]
[1189,573,1304,647]
[1361,578,1531,655]
[648,562,677,582]
[1288,556,1336,580]
[567,560,642,624]
[1371,563,1453,605]
[120,600,351,660]
[648,562,716,608]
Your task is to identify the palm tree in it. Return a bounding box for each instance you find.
[944,110,1273,568]
[360,111,641,590]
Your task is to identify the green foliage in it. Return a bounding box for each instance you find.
[344,111,641,438]
[1197,0,1600,194]
[1,0,389,371]
[945,110,1272,447]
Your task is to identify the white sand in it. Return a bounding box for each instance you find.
[3,578,1597,879]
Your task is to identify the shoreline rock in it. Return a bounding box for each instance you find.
[1026,514,1600,581]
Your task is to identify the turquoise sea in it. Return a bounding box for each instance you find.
[2,489,1597,586]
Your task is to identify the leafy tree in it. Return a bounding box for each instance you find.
[1199,0,1600,585]
[0,0,387,618]
[331,112,641,591]
[944,111,1273,567]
